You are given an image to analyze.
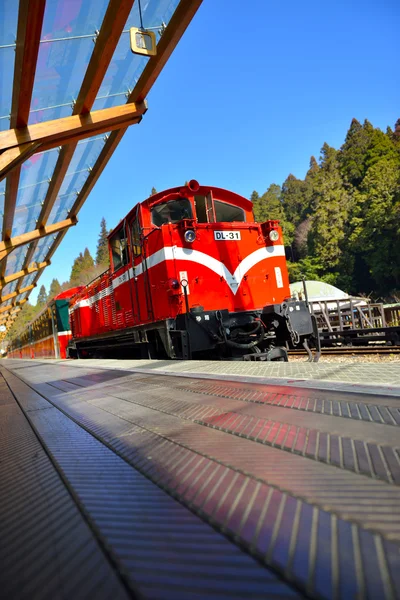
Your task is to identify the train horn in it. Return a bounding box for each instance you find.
[188,179,200,192]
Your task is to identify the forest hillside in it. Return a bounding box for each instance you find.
[252,118,400,299]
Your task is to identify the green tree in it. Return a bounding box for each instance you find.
[37,285,48,307]
[281,174,312,227]
[253,184,295,245]
[287,256,338,285]
[339,118,376,187]
[151,187,157,195]
[393,118,400,143]
[308,143,351,271]
[70,248,100,286]
[83,248,94,270]
[96,218,109,266]
[350,158,400,293]
[365,127,399,171]
[48,278,62,300]
[253,184,284,222]
[250,190,259,204]
[70,252,84,285]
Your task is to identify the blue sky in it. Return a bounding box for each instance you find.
[31,0,399,301]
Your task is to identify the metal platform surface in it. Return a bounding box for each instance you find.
[40,357,400,395]
[1,359,400,599]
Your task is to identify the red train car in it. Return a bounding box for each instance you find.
[7,288,82,359]
[68,181,319,360]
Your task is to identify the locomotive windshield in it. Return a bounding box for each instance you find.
[214,200,245,222]
[151,198,192,226]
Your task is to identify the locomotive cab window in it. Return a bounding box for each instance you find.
[151,198,192,226]
[110,227,129,271]
[214,200,245,223]
[194,194,215,223]
[131,218,141,256]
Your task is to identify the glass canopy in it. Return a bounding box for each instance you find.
[0,0,202,331]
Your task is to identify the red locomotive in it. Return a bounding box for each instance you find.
[68,180,319,361]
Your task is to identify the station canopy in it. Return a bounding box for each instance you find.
[0,0,202,334]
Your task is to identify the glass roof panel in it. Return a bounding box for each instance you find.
[0,282,17,299]
[5,246,27,278]
[47,134,109,225]
[19,272,38,290]
[0,0,18,45]
[11,149,59,237]
[0,178,5,218]
[17,290,30,302]
[29,0,110,125]
[0,1,18,131]
[0,48,15,132]
[30,234,57,266]
[94,0,179,106]
[0,300,12,310]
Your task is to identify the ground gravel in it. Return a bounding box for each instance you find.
[290,353,400,363]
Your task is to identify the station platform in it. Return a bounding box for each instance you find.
[47,357,400,395]
[1,358,400,599]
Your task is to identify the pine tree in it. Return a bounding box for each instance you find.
[151,187,157,195]
[48,278,61,299]
[96,218,109,266]
[253,184,295,244]
[308,143,350,270]
[70,252,84,285]
[339,118,373,186]
[253,184,283,223]
[70,248,96,286]
[350,158,400,292]
[365,127,399,170]
[393,118,400,142]
[37,285,48,306]
[83,248,94,270]
[308,156,319,174]
[281,174,312,226]
[250,190,259,212]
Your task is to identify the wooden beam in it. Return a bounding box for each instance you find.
[0,284,35,304]
[74,0,136,114]
[2,0,46,283]
[1,260,50,288]
[0,310,21,324]
[36,145,77,228]
[0,103,146,155]
[0,217,77,261]
[0,306,22,321]
[0,142,40,183]
[0,299,27,315]
[11,0,46,128]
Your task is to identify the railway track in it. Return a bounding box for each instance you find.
[2,359,400,599]
[290,345,400,356]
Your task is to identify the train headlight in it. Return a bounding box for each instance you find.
[184,229,196,243]
[269,230,279,242]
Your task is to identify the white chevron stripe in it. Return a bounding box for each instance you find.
[131,245,285,295]
[73,245,285,307]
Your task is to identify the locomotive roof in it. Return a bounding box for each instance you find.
[108,183,254,238]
